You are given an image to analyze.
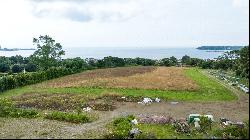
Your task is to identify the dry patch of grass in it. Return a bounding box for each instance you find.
[34,66,156,88]
[83,67,198,91]
[34,67,198,91]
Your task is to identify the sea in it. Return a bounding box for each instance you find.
[0,47,228,60]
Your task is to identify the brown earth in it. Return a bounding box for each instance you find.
[34,66,198,91]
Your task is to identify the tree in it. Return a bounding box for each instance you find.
[9,55,24,65]
[25,63,37,72]
[61,57,88,72]
[160,58,171,66]
[12,64,23,73]
[169,56,178,66]
[31,35,65,70]
[181,55,191,65]
[235,46,249,78]
[0,63,10,73]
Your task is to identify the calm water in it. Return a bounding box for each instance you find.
[0,47,227,60]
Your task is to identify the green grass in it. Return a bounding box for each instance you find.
[0,68,237,102]
[0,98,40,118]
[44,111,92,123]
[136,124,200,139]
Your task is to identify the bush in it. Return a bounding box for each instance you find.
[44,111,90,123]
[0,63,10,73]
[0,98,39,118]
[215,122,249,139]
[0,66,74,92]
[104,115,135,139]
[12,64,23,73]
[199,116,212,133]
[25,63,37,72]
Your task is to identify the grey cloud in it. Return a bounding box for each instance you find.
[29,0,138,22]
[63,9,92,22]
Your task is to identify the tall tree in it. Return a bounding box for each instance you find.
[235,46,249,78]
[31,35,65,70]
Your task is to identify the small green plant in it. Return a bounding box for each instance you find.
[0,98,39,118]
[134,132,156,139]
[44,111,91,123]
[104,115,135,139]
[199,116,212,133]
[214,121,249,139]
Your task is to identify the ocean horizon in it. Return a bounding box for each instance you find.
[0,47,228,60]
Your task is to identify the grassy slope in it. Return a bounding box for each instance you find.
[0,68,236,102]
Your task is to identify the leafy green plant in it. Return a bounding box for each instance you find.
[214,121,249,139]
[44,111,91,123]
[104,115,135,139]
[0,98,39,118]
[199,116,212,133]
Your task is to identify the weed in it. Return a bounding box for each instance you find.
[44,111,91,123]
[104,115,135,139]
[0,98,39,118]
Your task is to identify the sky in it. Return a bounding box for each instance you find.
[0,0,249,48]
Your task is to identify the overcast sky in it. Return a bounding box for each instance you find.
[0,0,249,48]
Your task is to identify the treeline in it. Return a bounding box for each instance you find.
[0,35,248,93]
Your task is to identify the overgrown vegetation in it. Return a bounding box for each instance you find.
[214,121,249,139]
[0,98,39,118]
[104,115,135,139]
[104,116,249,139]
[44,111,91,123]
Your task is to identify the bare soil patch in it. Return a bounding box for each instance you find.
[11,93,143,112]
[35,67,198,91]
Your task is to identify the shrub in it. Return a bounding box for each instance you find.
[0,66,74,92]
[12,64,23,73]
[215,122,249,139]
[0,98,39,118]
[0,63,10,73]
[44,111,90,123]
[104,115,135,139]
[199,116,212,133]
[25,63,37,72]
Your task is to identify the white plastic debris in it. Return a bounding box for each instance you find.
[131,119,138,125]
[121,96,126,99]
[194,118,200,122]
[82,107,92,112]
[155,98,161,102]
[138,97,153,105]
[143,98,153,103]
[194,121,200,128]
[129,128,142,138]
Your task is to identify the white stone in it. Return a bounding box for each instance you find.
[83,107,92,112]
[131,119,138,125]
[155,98,161,102]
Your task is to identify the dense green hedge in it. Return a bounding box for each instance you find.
[0,67,74,92]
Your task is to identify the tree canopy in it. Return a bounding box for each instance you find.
[31,35,65,70]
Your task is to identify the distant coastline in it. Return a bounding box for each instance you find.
[0,47,35,51]
[197,46,244,50]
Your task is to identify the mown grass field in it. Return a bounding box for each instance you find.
[0,67,236,102]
